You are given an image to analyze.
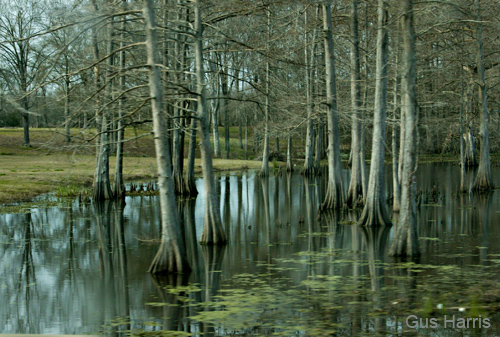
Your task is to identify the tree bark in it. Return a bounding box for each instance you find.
[194,0,227,245]
[286,135,293,172]
[210,62,222,159]
[320,3,344,210]
[303,9,316,176]
[346,0,363,207]
[472,0,493,192]
[261,4,271,177]
[389,0,420,257]
[144,0,190,274]
[358,0,391,227]
[392,34,401,212]
[184,116,198,196]
[113,0,127,199]
[64,55,71,143]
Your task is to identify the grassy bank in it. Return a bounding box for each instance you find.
[0,153,261,205]
[0,128,263,205]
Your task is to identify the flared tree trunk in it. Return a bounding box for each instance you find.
[358,0,391,227]
[194,0,227,245]
[389,0,420,257]
[144,0,190,274]
[472,0,493,192]
[346,0,363,207]
[320,3,344,210]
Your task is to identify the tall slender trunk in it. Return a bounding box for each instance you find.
[144,0,190,274]
[360,1,369,198]
[346,0,363,207]
[315,119,323,171]
[286,135,293,172]
[92,0,112,201]
[184,117,198,196]
[358,0,391,227]
[64,55,71,143]
[114,0,127,199]
[460,32,466,193]
[211,62,222,159]
[392,34,401,212]
[261,5,271,177]
[303,9,316,176]
[221,64,230,159]
[389,0,420,256]
[472,0,493,192]
[195,0,227,245]
[321,3,344,210]
[172,2,186,194]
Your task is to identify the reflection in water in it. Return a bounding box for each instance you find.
[1,164,500,334]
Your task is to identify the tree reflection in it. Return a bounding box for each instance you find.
[94,200,131,334]
[359,224,391,333]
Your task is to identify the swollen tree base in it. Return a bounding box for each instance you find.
[200,207,227,245]
[93,181,113,201]
[357,198,392,227]
[149,242,191,274]
[472,174,493,193]
[320,182,343,210]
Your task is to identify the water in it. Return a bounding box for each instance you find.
[1,163,500,336]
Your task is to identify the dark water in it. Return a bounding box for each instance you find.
[2,163,500,336]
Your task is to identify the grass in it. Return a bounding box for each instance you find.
[0,127,264,205]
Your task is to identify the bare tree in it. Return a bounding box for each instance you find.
[389,0,420,256]
[472,0,493,192]
[0,0,47,146]
[321,2,344,210]
[358,0,391,227]
[144,0,190,274]
[194,0,227,245]
[346,0,364,207]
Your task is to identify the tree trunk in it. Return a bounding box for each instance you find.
[184,117,198,196]
[389,0,420,256]
[211,63,222,159]
[92,0,112,201]
[261,5,271,177]
[221,65,230,159]
[346,0,363,208]
[194,0,227,245]
[472,0,493,192]
[64,55,71,143]
[459,35,466,193]
[392,35,401,212]
[358,0,391,227]
[144,0,190,274]
[320,3,344,210]
[286,135,293,172]
[113,0,127,199]
[303,10,315,176]
[315,118,323,172]
[22,111,30,147]
[93,113,113,201]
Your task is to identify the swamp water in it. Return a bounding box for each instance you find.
[1,163,500,336]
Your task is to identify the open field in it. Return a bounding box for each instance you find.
[0,127,264,205]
